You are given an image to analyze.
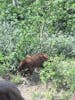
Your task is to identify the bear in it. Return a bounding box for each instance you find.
[18,53,48,75]
[0,80,24,100]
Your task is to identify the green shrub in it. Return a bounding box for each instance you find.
[38,35,75,57]
[60,59,75,91]
[0,22,20,55]
[0,52,10,76]
[10,74,22,84]
[40,56,75,92]
[40,55,65,85]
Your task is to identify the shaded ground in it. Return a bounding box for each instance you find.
[17,72,48,100]
[0,73,65,100]
[0,73,49,100]
[18,81,47,100]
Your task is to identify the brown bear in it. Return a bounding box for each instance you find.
[0,80,24,100]
[18,53,48,75]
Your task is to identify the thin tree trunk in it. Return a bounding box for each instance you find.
[12,0,19,7]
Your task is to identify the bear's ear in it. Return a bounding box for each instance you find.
[26,55,31,59]
[43,54,48,59]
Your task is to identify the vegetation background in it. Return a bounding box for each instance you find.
[0,0,75,99]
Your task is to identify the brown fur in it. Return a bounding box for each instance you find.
[0,81,24,100]
[18,53,48,74]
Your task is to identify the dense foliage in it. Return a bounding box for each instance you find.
[0,0,75,99]
[41,56,75,91]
